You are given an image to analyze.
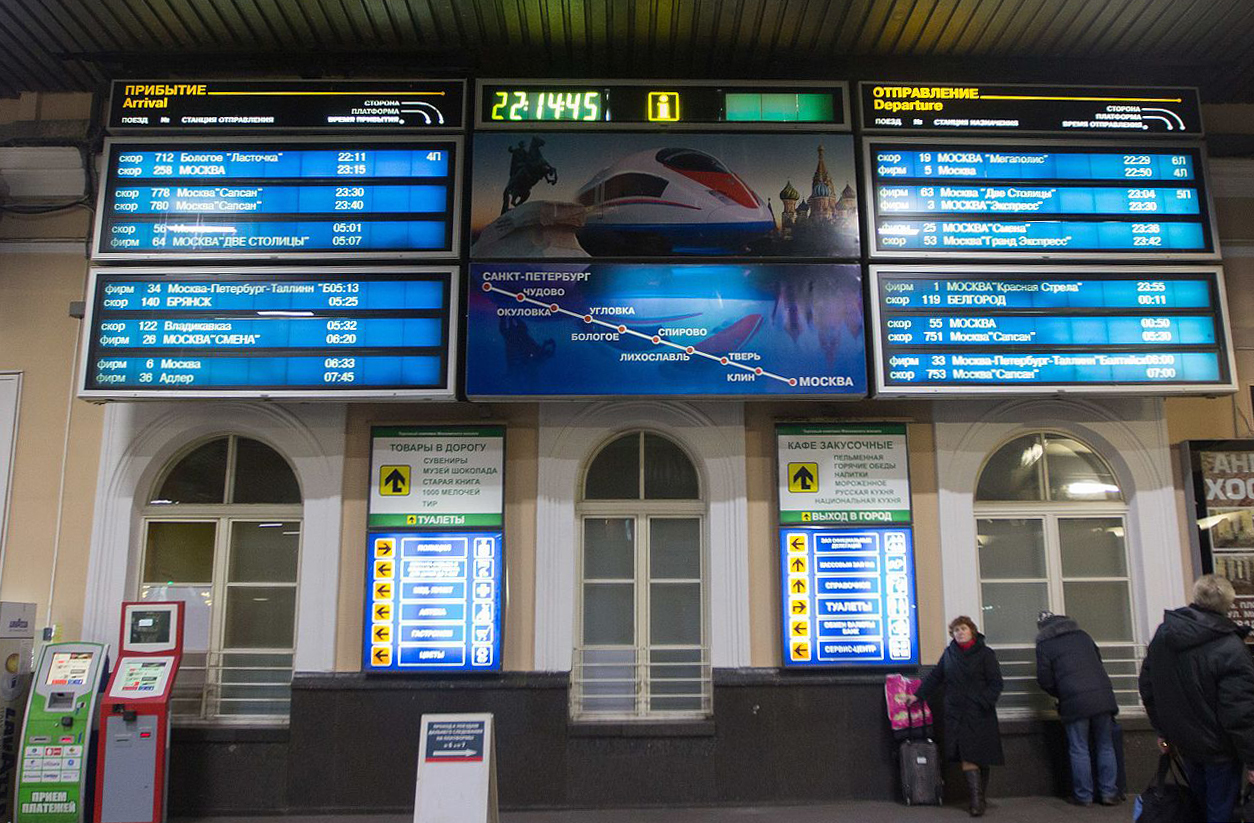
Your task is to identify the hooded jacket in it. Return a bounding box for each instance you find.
[1138,605,1254,765]
[1035,615,1118,723]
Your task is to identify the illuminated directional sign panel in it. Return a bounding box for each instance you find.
[363,531,503,673]
[93,138,461,260]
[79,267,457,399]
[870,265,1236,395]
[780,527,920,667]
[859,82,1202,135]
[108,79,465,131]
[865,140,1216,259]
[464,262,866,399]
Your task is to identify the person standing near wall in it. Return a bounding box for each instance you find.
[1138,574,1254,823]
[908,615,1004,817]
[1033,611,1120,806]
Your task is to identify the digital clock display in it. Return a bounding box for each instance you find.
[486,89,604,122]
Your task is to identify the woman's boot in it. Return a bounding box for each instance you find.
[965,768,986,817]
[980,766,990,797]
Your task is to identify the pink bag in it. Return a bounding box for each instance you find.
[885,673,933,731]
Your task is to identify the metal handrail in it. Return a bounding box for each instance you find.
[571,646,712,719]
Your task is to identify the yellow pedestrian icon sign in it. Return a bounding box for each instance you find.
[790,618,809,638]
[788,462,819,493]
[373,581,393,600]
[374,538,395,558]
[648,91,681,122]
[374,560,394,579]
[372,623,392,644]
[379,465,410,496]
[371,645,392,667]
[406,515,418,525]
[790,642,811,661]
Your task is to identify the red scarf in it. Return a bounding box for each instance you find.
[957,637,977,651]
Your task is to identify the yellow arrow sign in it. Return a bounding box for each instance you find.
[371,645,392,666]
[788,462,818,493]
[379,465,410,496]
[373,602,392,622]
[372,623,392,644]
[788,555,808,575]
[373,581,393,600]
[787,533,808,553]
[790,598,809,616]
[790,618,809,638]
[374,560,394,579]
[790,642,811,661]
[789,577,808,595]
[374,538,395,558]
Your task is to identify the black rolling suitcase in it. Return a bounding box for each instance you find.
[899,703,943,806]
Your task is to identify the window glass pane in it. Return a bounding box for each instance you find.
[228,521,300,583]
[232,438,301,504]
[650,518,700,580]
[152,438,227,504]
[975,435,1044,501]
[143,522,216,583]
[216,652,292,717]
[140,584,212,651]
[223,586,296,648]
[1059,518,1128,578]
[1064,582,1134,642]
[977,518,1046,579]
[585,434,640,500]
[1045,435,1122,502]
[649,647,704,712]
[583,583,634,645]
[576,648,636,715]
[650,583,702,645]
[583,519,634,579]
[980,581,1049,644]
[643,434,699,500]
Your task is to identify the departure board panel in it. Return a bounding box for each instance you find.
[93,138,461,260]
[80,267,458,399]
[870,265,1235,396]
[108,79,465,131]
[860,83,1202,135]
[865,141,1216,259]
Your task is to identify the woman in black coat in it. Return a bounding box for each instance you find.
[908,615,1005,817]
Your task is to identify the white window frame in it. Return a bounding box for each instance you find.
[573,432,710,721]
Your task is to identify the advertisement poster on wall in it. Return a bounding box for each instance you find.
[1185,440,1254,638]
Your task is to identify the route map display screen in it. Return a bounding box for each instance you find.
[465,262,866,399]
[93,139,461,260]
[860,83,1202,135]
[108,79,465,131]
[866,141,1215,258]
[779,527,919,667]
[80,267,457,399]
[870,266,1235,395]
[364,532,503,673]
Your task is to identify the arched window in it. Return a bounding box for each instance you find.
[141,435,302,723]
[572,431,709,720]
[974,432,1138,713]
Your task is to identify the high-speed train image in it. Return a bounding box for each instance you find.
[574,148,775,254]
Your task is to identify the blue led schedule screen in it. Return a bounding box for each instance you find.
[780,527,919,667]
[867,142,1215,257]
[873,267,1233,394]
[94,140,459,258]
[364,532,503,673]
[81,268,455,397]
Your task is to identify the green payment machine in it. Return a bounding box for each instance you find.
[15,643,108,823]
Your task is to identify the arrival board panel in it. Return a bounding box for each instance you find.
[859,83,1202,135]
[871,266,1235,396]
[108,79,466,131]
[93,138,461,260]
[80,267,458,399]
[780,527,919,667]
[865,140,1216,259]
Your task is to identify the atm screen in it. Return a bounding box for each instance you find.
[129,610,172,645]
[46,652,92,686]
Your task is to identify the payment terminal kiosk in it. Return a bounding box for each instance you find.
[93,602,183,823]
[15,641,108,823]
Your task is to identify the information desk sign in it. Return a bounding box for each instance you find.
[779,527,920,667]
[364,532,504,673]
[777,424,911,525]
[108,79,466,132]
[369,426,505,529]
[870,265,1236,396]
[859,82,1202,136]
[79,267,458,400]
[93,137,462,260]
[864,139,1217,259]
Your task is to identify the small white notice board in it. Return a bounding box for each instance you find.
[414,713,498,823]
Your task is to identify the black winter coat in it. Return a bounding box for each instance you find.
[917,634,1005,766]
[1035,615,1119,723]
[1138,605,1254,765]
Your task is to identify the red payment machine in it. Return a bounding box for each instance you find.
[93,602,183,823]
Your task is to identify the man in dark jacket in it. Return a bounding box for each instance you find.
[1035,612,1119,806]
[1139,574,1254,823]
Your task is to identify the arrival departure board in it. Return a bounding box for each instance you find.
[108,79,465,131]
[93,138,461,260]
[870,265,1235,396]
[860,83,1202,135]
[866,141,1216,259]
[79,267,457,399]
[478,80,849,129]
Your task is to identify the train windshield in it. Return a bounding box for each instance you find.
[655,149,730,174]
